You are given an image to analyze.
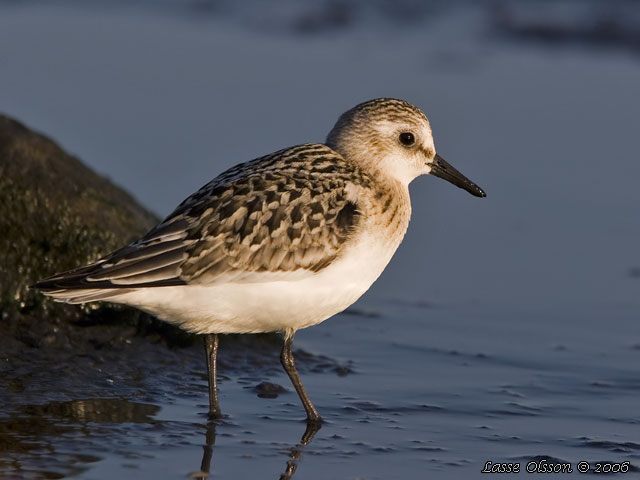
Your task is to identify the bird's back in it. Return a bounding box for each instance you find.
[34,144,402,295]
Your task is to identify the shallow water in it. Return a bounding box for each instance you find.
[1,1,640,478]
[2,301,639,478]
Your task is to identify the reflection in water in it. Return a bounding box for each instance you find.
[2,395,324,479]
[22,397,160,423]
[279,421,322,480]
[190,419,322,479]
[0,398,159,479]
[190,419,217,480]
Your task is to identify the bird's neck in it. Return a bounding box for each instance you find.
[363,175,412,251]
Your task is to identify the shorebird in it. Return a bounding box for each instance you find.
[34,98,485,426]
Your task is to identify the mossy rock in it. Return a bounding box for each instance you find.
[0,114,195,343]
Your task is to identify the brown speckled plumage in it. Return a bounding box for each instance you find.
[171,143,376,281]
[35,98,481,299]
[33,98,486,424]
[35,143,390,289]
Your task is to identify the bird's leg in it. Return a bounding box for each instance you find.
[203,333,222,419]
[280,330,322,425]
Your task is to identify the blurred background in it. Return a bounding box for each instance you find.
[1,1,639,478]
[2,0,639,309]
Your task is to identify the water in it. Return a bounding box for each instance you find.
[1,1,639,478]
[3,302,639,478]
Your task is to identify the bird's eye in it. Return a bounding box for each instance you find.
[399,132,415,146]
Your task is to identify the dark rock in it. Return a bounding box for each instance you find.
[0,114,158,321]
[253,382,287,399]
[0,114,206,352]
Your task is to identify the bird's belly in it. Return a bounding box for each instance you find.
[116,233,400,334]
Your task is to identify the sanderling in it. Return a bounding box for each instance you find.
[34,98,485,426]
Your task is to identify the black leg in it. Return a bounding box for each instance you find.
[280,330,322,425]
[204,333,222,419]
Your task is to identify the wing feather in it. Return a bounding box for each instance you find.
[34,144,373,293]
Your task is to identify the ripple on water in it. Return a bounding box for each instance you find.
[486,401,542,418]
[576,437,640,453]
[409,439,447,453]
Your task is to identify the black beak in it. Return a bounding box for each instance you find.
[430,154,486,198]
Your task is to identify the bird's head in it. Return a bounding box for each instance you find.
[326,98,485,197]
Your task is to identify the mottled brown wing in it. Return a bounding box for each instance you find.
[32,217,192,290]
[34,144,369,290]
[178,144,369,283]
